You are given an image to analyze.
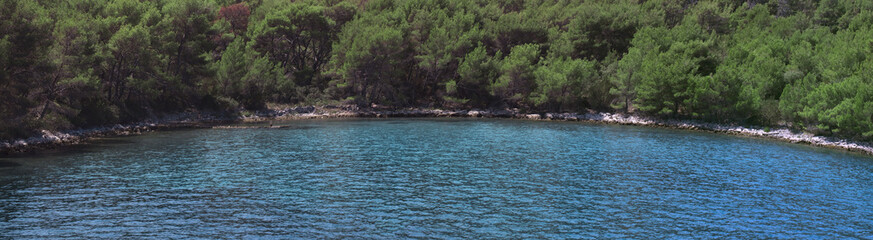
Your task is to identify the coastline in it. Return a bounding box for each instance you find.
[3,106,873,156]
[0,112,237,156]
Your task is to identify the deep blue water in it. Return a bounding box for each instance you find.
[1,119,872,238]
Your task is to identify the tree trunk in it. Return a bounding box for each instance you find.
[37,100,51,121]
[625,97,630,113]
[777,0,790,17]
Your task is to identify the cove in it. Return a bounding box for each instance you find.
[1,118,872,238]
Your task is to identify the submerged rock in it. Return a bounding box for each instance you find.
[0,160,21,168]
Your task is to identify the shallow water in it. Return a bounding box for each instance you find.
[1,119,872,238]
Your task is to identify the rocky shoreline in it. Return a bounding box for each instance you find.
[249,107,873,155]
[0,112,237,156]
[3,106,873,156]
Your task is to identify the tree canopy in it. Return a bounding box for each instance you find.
[2,0,873,141]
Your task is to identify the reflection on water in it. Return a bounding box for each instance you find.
[1,119,872,238]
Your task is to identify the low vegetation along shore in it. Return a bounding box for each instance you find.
[3,106,872,156]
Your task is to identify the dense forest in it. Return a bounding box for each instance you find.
[1,0,872,140]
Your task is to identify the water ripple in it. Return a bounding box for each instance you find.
[1,119,873,238]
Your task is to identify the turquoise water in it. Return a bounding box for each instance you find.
[1,119,872,238]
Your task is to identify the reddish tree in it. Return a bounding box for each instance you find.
[219,3,250,35]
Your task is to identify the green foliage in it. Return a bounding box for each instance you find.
[212,37,247,99]
[239,56,287,109]
[251,2,333,83]
[530,58,598,111]
[451,45,501,106]
[492,44,540,107]
[1,0,55,137]
[3,0,873,141]
[329,21,407,105]
[566,1,659,60]
[625,24,716,117]
[157,0,216,85]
